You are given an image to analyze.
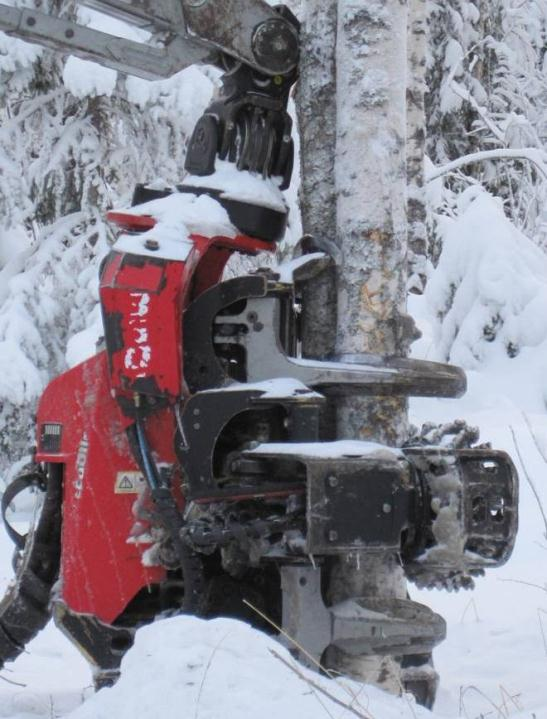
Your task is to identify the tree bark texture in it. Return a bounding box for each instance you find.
[334,0,410,448]
[296,0,338,362]
[297,0,411,694]
[406,0,427,294]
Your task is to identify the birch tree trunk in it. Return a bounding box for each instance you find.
[296,0,338,362]
[298,0,412,694]
[334,0,410,447]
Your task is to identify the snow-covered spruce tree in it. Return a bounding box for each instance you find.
[424,1,547,364]
[0,2,214,477]
[425,184,547,370]
[425,0,547,243]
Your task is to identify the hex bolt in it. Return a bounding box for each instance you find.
[382,503,393,514]
[327,475,339,488]
[144,239,159,251]
[328,530,339,542]
[247,311,258,323]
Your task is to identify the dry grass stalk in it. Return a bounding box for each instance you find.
[269,648,374,719]
[510,424,547,539]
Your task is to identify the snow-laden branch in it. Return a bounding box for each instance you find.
[0,88,67,139]
[449,80,506,144]
[426,148,547,183]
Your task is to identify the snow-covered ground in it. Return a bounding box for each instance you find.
[410,399,547,719]
[1,297,547,719]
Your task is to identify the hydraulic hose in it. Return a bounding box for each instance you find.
[132,414,205,615]
[0,464,62,668]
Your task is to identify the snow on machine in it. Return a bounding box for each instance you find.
[0,0,518,707]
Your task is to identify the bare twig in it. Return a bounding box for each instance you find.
[459,685,507,719]
[498,686,522,714]
[510,425,547,539]
[242,598,334,678]
[525,412,547,466]
[538,609,547,657]
[343,683,371,719]
[458,685,467,718]
[500,684,522,712]
[460,597,481,624]
[194,631,231,719]
[0,673,26,687]
[269,648,373,719]
[309,689,336,719]
[243,598,371,717]
[498,577,547,593]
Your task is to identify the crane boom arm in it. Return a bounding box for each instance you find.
[0,0,299,80]
[0,4,209,80]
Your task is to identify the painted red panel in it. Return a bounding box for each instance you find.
[100,253,186,400]
[107,212,156,232]
[36,353,168,624]
[32,229,276,624]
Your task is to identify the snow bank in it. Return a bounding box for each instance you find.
[68,615,425,719]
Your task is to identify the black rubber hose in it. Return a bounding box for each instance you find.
[132,418,205,615]
[0,463,62,668]
[1,469,47,550]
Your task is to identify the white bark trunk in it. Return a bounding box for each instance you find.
[327,0,410,693]
[297,0,412,695]
[334,0,410,448]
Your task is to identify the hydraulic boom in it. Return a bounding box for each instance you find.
[0,0,299,80]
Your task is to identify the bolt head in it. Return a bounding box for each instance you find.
[382,503,393,514]
[327,475,339,488]
[144,239,159,251]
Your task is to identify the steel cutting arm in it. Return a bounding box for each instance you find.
[0,0,298,80]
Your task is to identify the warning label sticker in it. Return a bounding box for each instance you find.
[115,471,146,494]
